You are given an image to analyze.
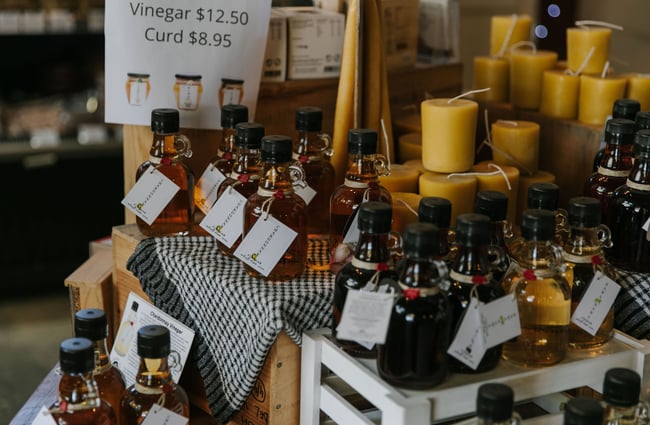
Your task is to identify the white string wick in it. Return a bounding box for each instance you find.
[576,20,623,31]
[447,163,512,191]
[395,198,419,217]
[477,108,491,156]
[497,14,519,58]
[380,117,392,169]
[448,88,490,104]
[601,61,610,79]
[566,46,595,76]
[488,163,512,190]
[510,41,537,55]
[497,120,519,126]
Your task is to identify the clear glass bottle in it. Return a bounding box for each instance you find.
[120,325,189,425]
[50,338,117,425]
[293,106,335,236]
[475,190,512,284]
[502,209,571,367]
[378,222,451,389]
[447,213,505,373]
[329,129,391,273]
[215,122,264,256]
[602,367,650,425]
[592,99,640,172]
[242,135,308,280]
[563,196,616,349]
[584,118,636,223]
[564,397,604,425]
[418,196,453,262]
[469,383,521,425]
[74,309,126,419]
[607,130,650,273]
[527,182,569,244]
[211,104,249,175]
[333,201,398,358]
[136,108,194,236]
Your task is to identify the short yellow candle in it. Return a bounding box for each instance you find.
[471,162,520,224]
[578,74,627,125]
[473,56,509,103]
[624,73,650,111]
[419,172,477,226]
[402,159,427,174]
[510,48,558,110]
[490,14,533,57]
[421,98,478,173]
[391,192,422,235]
[517,170,556,224]
[566,27,611,75]
[491,120,540,174]
[398,132,422,162]
[379,164,420,193]
[540,69,580,119]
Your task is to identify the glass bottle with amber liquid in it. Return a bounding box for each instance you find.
[136,108,194,236]
[329,129,391,272]
[242,135,308,280]
[563,196,616,348]
[378,222,450,389]
[49,338,117,425]
[418,196,453,262]
[292,106,335,236]
[584,118,636,223]
[602,368,650,425]
[502,209,571,367]
[333,201,398,358]
[215,122,264,256]
[447,213,505,373]
[210,104,249,176]
[74,309,125,419]
[120,325,189,425]
[527,182,569,245]
[592,99,640,172]
[607,130,650,273]
[475,190,512,284]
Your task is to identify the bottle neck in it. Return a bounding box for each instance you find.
[510,238,557,269]
[218,127,237,154]
[565,226,604,257]
[295,130,325,159]
[399,257,446,289]
[150,133,179,159]
[57,371,102,409]
[451,244,491,276]
[135,356,173,391]
[92,339,113,374]
[354,231,391,264]
[489,221,509,250]
[258,161,295,192]
[600,142,634,170]
[231,147,261,176]
[628,155,650,188]
[345,153,380,183]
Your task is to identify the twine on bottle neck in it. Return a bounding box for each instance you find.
[565,46,595,76]
[447,162,512,191]
[448,88,490,104]
[496,14,519,58]
[509,41,537,55]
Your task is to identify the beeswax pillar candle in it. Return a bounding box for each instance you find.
[379,164,420,193]
[517,170,556,224]
[419,172,477,226]
[471,162,520,224]
[421,98,478,173]
[397,132,422,162]
[391,192,422,235]
[473,56,509,103]
[566,27,611,75]
[491,120,540,174]
[540,69,580,119]
[510,48,558,110]
[402,159,427,174]
[490,14,533,57]
[625,73,650,111]
[578,74,627,125]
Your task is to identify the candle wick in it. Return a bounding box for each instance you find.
[448,88,490,103]
[572,46,595,76]
[510,40,536,55]
[497,120,519,126]
[488,163,513,191]
[601,60,610,79]
[496,14,518,58]
[482,140,534,176]
[379,117,393,168]
[395,198,419,217]
[447,170,500,179]
[575,20,624,31]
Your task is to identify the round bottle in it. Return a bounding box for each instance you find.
[474,383,521,425]
[475,190,512,284]
[602,367,649,425]
[563,397,605,425]
[418,196,453,262]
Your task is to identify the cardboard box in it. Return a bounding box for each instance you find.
[262,9,288,83]
[381,0,420,71]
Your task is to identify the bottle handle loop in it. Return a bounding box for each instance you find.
[374,154,390,176]
[319,133,334,157]
[175,134,193,158]
[597,224,613,248]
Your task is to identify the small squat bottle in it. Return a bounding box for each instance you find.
[602,367,650,425]
[527,182,569,244]
[471,383,521,425]
[74,309,126,419]
[563,397,605,425]
[136,108,194,236]
[475,190,512,284]
[211,104,249,175]
[120,325,189,425]
[418,196,453,262]
[378,222,451,389]
[49,338,117,425]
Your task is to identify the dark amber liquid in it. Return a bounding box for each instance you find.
[51,402,116,425]
[502,324,569,367]
[301,159,335,236]
[51,375,117,425]
[94,363,126,420]
[606,185,650,273]
[584,173,628,224]
[215,177,260,256]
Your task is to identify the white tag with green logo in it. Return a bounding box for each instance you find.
[294,182,317,205]
[200,188,247,247]
[234,215,297,277]
[31,407,57,425]
[571,271,621,336]
[195,163,228,215]
[122,166,179,225]
[482,294,521,348]
[447,298,486,370]
[141,403,188,425]
[336,289,394,346]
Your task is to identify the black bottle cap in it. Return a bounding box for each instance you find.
[521,209,556,241]
[418,197,452,229]
[151,108,179,134]
[563,397,604,425]
[358,201,392,234]
[568,196,602,228]
[260,135,293,163]
[475,191,508,222]
[603,368,641,407]
[403,222,439,259]
[455,213,490,246]
[634,130,650,156]
[636,111,650,131]
[604,118,636,146]
[476,383,514,422]
[137,325,171,359]
[235,122,265,149]
[527,182,560,211]
[59,337,95,374]
[612,98,641,120]
[221,104,249,129]
[295,106,323,132]
[347,129,378,155]
[74,308,108,341]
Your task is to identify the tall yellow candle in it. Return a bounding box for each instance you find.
[398,132,422,162]
[421,98,478,173]
[517,170,556,224]
[402,159,427,174]
[491,120,540,174]
[379,164,420,193]
[566,27,611,75]
[473,56,509,103]
[490,14,533,57]
[510,48,558,110]
[419,172,477,226]
[624,73,650,111]
[471,162,520,224]
[578,74,627,125]
[540,69,580,119]
[391,192,422,235]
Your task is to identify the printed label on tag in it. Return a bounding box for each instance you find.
[336,289,394,345]
[294,182,317,205]
[31,406,57,425]
[141,403,188,425]
[342,207,360,244]
[122,167,180,225]
[571,271,621,336]
[195,164,228,215]
[447,298,487,370]
[482,294,521,348]
[234,215,297,277]
[200,188,247,247]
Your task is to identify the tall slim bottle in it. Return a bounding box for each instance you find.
[475,190,512,284]
[592,99,640,172]
[602,367,649,425]
[418,196,453,262]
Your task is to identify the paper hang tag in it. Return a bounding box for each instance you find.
[335,289,395,347]
[195,163,228,215]
[200,188,247,247]
[643,216,650,241]
[31,406,57,425]
[342,206,360,245]
[447,298,487,370]
[141,404,188,425]
[234,215,298,277]
[482,294,521,348]
[571,271,621,336]
[293,182,317,205]
[121,166,180,225]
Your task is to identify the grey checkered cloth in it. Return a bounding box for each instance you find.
[126,236,334,423]
[614,269,650,339]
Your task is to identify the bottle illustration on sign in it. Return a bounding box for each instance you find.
[125,73,151,106]
[174,74,203,110]
[113,301,139,356]
[219,78,244,107]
